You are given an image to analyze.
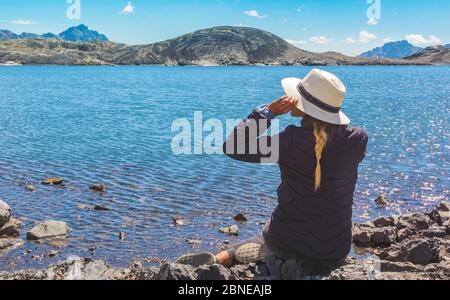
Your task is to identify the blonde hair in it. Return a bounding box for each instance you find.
[313,122,328,191]
[303,116,340,192]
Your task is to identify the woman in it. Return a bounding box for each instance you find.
[177,69,368,272]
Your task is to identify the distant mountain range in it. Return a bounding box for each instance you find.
[359,40,450,59]
[0,25,447,66]
[0,24,108,42]
[359,40,423,59]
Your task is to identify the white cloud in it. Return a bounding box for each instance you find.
[286,39,307,46]
[367,18,379,25]
[121,2,135,14]
[11,19,35,25]
[296,7,303,13]
[406,34,442,46]
[244,10,267,19]
[359,30,377,43]
[309,36,330,45]
[383,38,395,43]
[345,37,356,44]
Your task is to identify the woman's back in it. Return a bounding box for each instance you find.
[264,120,368,262]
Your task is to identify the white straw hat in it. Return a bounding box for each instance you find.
[282,69,350,125]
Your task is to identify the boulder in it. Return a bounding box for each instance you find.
[157,263,198,280]
[26,220,70,240]
[421,228,447,238]
[430,203,450,225]
[406,240,439,265]
[0,218,21,237]
[0,199,12,227]
[373,216,395,228]
[371,227,397,246]
[196,264,238,280]
[397,213,430,231]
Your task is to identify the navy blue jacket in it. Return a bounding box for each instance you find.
[223,108,368,262]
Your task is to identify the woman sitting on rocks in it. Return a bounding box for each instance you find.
[177,69,368,273]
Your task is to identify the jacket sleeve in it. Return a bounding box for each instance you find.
[222,107,293,164]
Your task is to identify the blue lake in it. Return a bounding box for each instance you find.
[0,66,449,270]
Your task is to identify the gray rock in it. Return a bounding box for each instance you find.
[421,228,447,238]
[196,264,238,280]
[26,220,70,240]
[0,218,21,237]
[430,203,450,225]
[352,223,374,247]
[371,227,397,246]
[397,213,430,231]
[157,263,198,280]
[397,228,415,242]
[406,240,439,265]
[0,238,23,250]
[0,199,12,227]
[134,267,160,280]
[373,216,395,227]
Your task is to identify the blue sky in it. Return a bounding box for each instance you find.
[0,0,448,55]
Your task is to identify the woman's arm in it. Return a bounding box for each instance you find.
[222,96,296,164]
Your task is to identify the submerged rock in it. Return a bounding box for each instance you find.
[233,214,248,222]
[90,183,106,193]
[26,220,70,240]
[41,178,64,185]
[220,225,239,236]
[0,199,12,227]
[374,195,389,208]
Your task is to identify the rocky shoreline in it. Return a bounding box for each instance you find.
[1,198,449,280]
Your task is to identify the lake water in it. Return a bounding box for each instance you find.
[0,66,449,270]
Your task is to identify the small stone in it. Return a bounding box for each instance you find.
[93,205,111,211]
[371,227,397,246]
[31,255,44,261]
[186,239,202,246]
[90,183,106,193]
[233,214,248,222]
[220,225,239,236]
[375,195,389,208]
[41,178,64,185]
[173,217,185,226]
[48,250,59,257]
[27,220,70,240]
[24,185,36,192]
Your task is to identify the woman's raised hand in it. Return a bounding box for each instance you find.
[268,96,298,116]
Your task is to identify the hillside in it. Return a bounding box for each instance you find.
[0,26,442,66]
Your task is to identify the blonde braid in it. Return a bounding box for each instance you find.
[313,122,328,191]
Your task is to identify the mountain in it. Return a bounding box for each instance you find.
[403,45,450,64]
[0,26,431,66]
[42,33,61,40]
[109,26,409,66]
[0,24,108,42]
[0,30,18,40]
[58,24,108,42]
[445,44,450,48]
[359,40,423,59]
